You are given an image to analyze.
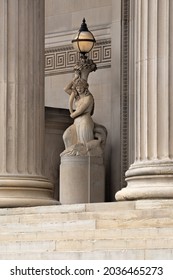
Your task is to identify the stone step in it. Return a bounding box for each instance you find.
[0,219,96,233]
[0,216,173,234]
[1,199,173,217]
[54,238,173,252]
[97,217,173,229]
[0,202,135,216]
[0,249,150,260]
[0,237,173,254]
[0,248,173,260]
[0,216,173,233]
[0,227,173,242]
[135,199,173,210]
[0,208,173,225]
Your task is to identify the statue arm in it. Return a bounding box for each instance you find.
[64,80,74,95]
[69,91,76,114]
[64,74,80,95]
[70,96,92,119]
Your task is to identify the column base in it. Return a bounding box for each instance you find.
[0,176,59,207]
[115,160,173,201]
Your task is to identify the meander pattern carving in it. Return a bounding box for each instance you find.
[45,39,111,75]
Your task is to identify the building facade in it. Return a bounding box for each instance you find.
[0,0,172,206]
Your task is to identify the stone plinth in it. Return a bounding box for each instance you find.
[60,156,105,204]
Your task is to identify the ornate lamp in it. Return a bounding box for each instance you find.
[72,18,96,59]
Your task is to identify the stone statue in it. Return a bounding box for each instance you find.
[60,21,106,204]
[61,58,107,157]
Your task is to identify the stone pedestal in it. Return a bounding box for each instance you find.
[0,0,57,207]
[60,156,105,204]
[116,0,173,200]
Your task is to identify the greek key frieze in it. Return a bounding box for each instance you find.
[45,54,55,70]
[45,39,111,76]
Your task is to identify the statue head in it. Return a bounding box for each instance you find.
[72,78,90,96]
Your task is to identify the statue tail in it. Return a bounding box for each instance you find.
[94,123,107,149]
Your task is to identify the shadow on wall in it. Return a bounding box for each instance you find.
[45,107,72,201]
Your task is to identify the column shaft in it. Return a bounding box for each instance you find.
[116,0,173,200]
[0,0,57,207]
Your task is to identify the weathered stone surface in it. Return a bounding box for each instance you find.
[0,201,173,259]
[60,156,105,204]
[0,0,57,207]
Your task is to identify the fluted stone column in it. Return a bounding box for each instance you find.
[0,0,57,207]
[116,0,173,200]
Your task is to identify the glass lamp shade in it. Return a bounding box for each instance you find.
[72,31,95,54]
[72,18,96,55]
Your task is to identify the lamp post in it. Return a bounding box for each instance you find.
[72,18,96,59]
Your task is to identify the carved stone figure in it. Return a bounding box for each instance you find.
[61,58,107,157]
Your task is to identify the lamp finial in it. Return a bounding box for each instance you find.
[79,18,88,32]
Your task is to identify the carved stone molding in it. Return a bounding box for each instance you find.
[120,0,130,189]
[45,39,111,76]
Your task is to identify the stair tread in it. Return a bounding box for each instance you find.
[0,237,173,253]
[0,228,173,243]
[0,208,173,224]
[1,199,173,216]
[0,227,173,241]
